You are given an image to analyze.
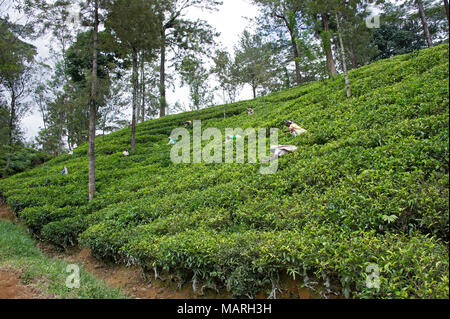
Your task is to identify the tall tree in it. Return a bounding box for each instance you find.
[136,50,158,123]
[444,0,449,24]
[328,0,376,97]
[22,0,77,152]
[21,0,79,91]
[320,13,338,76]
[33,83,50,131]
[23,0,102,199]
[0,101,9,146]
[0,18,37,178]
[253,0,307,85]
[211,49,240,110]
[233,30,279,99]
[342,4,378,69]
[105,0,162,152]
[178,54,213,111]
[34,29,119,154]
[335,11,351,98]
[140,60,163,120]
[88,0,99,201]
[157,0,221,117]
[423,0,450,43]
[65,30,122,146]
[415,0,433,47]
[304,0,339,77]
[139,51,145,123]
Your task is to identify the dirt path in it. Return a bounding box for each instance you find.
[37,244,231,299]
[0,203,14,222]
[0,268,45,299]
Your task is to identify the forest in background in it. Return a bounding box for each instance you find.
[1,1,448,181]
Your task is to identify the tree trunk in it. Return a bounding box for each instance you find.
[321,13,337,77]
[88,0,99,201]
[159,30,167,118]
[223,89,226,119]
[335,12,351,98]
[2,156,11,179]
[131,48,138,152]
[251,81,256,99]
[444,0,450,25]
[9,90,15,147]
[2,88,15,179]
[38,94,48,130]
[349,44,357,70]
[417,0,433,47]
[288,28,301,85]
[136,53,141,124]
[141,51,145,123]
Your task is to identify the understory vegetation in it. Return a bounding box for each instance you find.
[0,44,448,298]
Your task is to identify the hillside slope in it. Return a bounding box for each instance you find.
[1,44,448,298]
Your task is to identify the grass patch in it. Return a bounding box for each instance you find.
[0,219,126,299]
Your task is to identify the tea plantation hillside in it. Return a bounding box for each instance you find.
[1,44,448,298]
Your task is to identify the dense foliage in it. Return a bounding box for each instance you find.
[0,145,52,177]
[0,44,448,298]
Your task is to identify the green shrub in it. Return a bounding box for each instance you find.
[20,205,84,235]
[41,215,90,249]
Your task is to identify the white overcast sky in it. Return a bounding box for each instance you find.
[18,0,259,141]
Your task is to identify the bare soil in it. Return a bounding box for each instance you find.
[0,203,14,222]
[0,267,46,299]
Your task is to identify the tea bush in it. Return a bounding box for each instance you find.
[0,44,448,298]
